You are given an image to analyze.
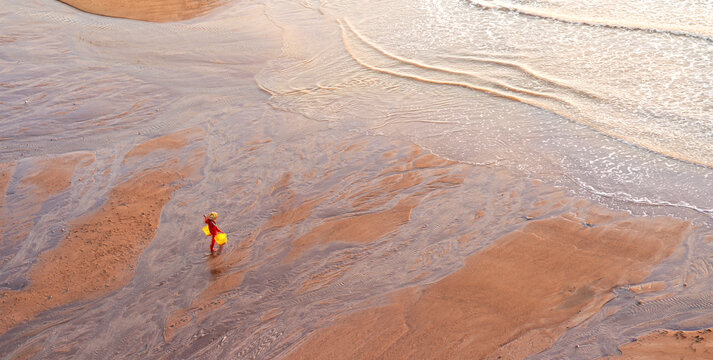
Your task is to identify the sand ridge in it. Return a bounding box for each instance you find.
[607,329,713,359]
[0,131,205,335]
[286,212,690,359]
[285,196,420,262]
[0,163,14,263]
[123,128,201,161]
[0,163,13,233]
[57,0,226,22]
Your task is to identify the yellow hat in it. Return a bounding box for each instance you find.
[208,212,218,220]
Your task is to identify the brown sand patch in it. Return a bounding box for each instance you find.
[57,0,225,22]
[21,153,94,201]
[124,128,204,161]
[382,150,397,159]
[272,173,291,195]
[290,288,420,360]
[0,158,200,335]
[0,163,14,237]
[428,174,465,185]
[266,197,324,230]
[0,162,12,202]
[377,151,453,176]
[286,213,689,359]
[628,281,666,294]
[350,172,423,210]
[607,329,713,359]
[340,141,367,153]
[261,308,284,323]
[285,196,420,262]
[413,153,457,168]
[578,204,624,226]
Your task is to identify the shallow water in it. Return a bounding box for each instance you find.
[2,0,713,358]
[258,0,713,216]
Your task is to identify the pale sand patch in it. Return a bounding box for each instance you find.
[266,197,325,230]
[124,128,204,161]
[57,0,225,22]
[21,153,94,202]
[286,213,690,359]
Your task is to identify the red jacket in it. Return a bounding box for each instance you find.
[204,216,223,236]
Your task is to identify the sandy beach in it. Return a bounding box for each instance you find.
[2,0,713,359]
[287,213,690,359]
[57,0,224,22]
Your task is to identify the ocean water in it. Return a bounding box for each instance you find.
[257,0,713,218]
[3,0,712,218]
[2,0,713,358]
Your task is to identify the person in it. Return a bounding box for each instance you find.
[204,212,224,253]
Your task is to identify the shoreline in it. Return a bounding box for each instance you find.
[2,0,713,358]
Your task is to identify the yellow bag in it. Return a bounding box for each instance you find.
[215,233,227,245]
[202,225,211,236]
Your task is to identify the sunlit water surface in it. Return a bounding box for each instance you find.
[2,0,713,358]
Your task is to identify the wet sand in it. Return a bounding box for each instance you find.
[21,153,94,202]
[58,0,225,22]
[285,151,463,262]
[0,163,13,225]
[2,0,713,359]
[0,154,93,269]
[0,131,204,334]
[0,163,13,264]
[0,120,702,358]
[286,212,689,359]
[607,329,713,359]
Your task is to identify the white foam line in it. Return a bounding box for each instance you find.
[564,174,713,217]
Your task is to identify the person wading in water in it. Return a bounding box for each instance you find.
[203,212,225,254]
